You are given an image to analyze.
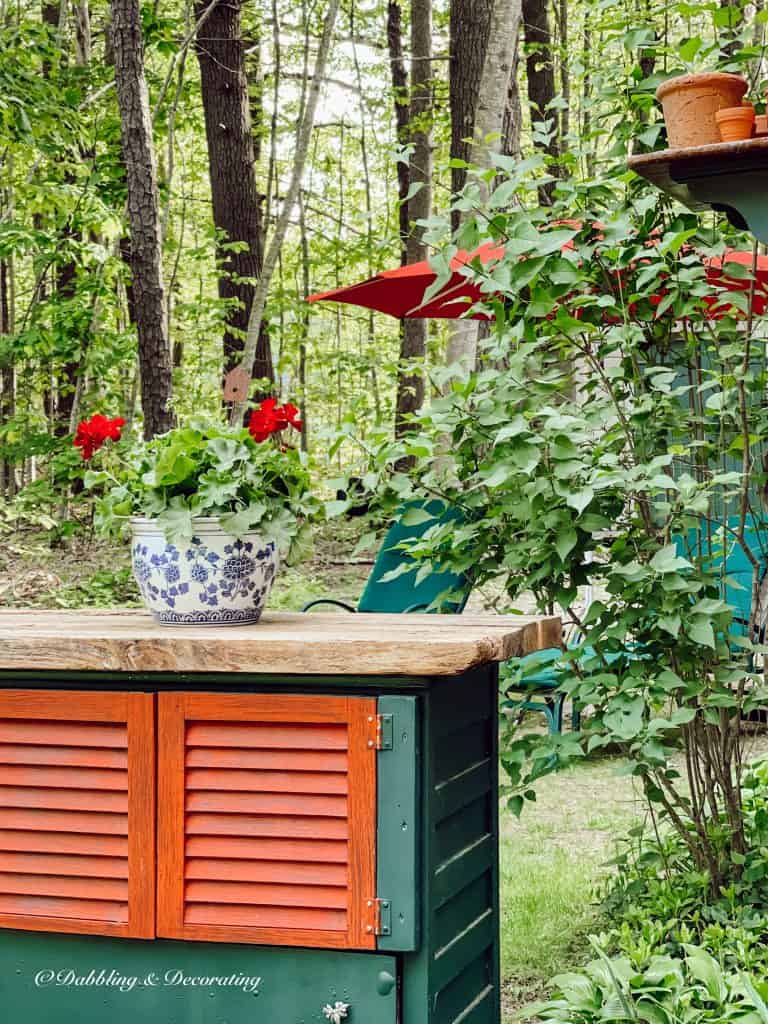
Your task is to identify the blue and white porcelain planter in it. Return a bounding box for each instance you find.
[130,517,279,626]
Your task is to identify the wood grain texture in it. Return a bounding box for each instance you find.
[0,690,155,939]
[0,610,561,677]
[628,136,768,209]
[157,692,377,950]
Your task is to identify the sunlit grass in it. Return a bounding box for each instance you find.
[499,756,643,1021]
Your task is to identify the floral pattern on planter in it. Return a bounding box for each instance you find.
[131,519,278,626]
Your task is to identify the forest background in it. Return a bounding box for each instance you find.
[3,0,758,511]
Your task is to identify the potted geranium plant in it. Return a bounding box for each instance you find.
[76,400,316,626]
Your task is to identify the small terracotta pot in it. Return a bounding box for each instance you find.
[656,72,748,148]
[756,113,768,136]
[715,105,755,141]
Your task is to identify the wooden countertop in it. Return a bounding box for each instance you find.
[628,136,768,210]
[0,609,561,678]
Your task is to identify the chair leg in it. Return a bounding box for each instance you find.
[545,695,564,736]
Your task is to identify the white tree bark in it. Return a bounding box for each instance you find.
[229,0,341,425]
[445,0,522,372]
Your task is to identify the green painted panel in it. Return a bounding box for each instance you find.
[0,930,398,1024]
[377,694,420,952]
[401,665,500,1024]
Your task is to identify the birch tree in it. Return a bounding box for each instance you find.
[394,0,432,440]
[446,0,522,371]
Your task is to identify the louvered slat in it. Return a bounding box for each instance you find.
[185,835,347,862]
[158,693,376,949]
[185,768,349,794]
[0,691,155,939]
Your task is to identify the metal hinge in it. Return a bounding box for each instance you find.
[364,898,392,937]
[367,713,393,751]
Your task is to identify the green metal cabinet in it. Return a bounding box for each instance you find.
[0,664,501,1024]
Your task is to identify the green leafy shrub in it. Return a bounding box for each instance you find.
[530,940,768,1023]
[336,155,768,894]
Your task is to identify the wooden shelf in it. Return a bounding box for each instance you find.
[628,137,768,243]
[0,609,561,678]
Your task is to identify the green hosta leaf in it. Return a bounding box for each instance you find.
[550,972,599,1009]
[741,975,768,1024]
[684,945,727,1003]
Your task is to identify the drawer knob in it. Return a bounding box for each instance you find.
[323,1001,351,1023]
[377,971,396,995]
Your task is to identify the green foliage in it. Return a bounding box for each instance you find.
[526,759,768,1022]
[530,939,768,1023]
[85,420,319,551]
[335,148,768,891]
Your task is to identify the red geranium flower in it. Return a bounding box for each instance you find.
[248,398,302,443]
[73,414,126,461]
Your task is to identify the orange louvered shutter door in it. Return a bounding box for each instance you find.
[157,693,377,949]
[0,690,155,938]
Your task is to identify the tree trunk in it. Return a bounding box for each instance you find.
[446,0,522,371]
[473,0,522,185]
[555,0,568,146]
[229,0,341,425]
[111,0,174,438]
[386,0,410,265]
[395,0,432,441]
[0,257,15,498]
[449,0,492,230]
[502,26,523,159]
[522,0,558,204]
[194,0,274,386]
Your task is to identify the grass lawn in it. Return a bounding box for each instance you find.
[499,754,643,1021]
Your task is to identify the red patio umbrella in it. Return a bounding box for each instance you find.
[307,241,505,320]
[307,242,768,321]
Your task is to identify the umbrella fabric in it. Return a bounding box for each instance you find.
[307,242,504,320]
[307,242,768,321]
[705,251,768,317]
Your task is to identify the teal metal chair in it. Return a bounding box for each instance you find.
[303,500,471,615]
[502,516,768,736]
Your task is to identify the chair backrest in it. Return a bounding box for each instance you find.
[357,500,471,614]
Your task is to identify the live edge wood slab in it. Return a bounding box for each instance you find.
[0,609,561,677]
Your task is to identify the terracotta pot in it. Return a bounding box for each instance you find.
[656,72,748,148]
[715,105,755,142]
[756,114,768,137]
